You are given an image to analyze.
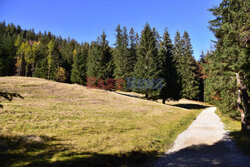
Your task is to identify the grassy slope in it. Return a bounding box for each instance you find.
[216,110,250,156]
[0,77,204,167]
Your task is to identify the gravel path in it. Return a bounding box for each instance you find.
[154,107,250,167]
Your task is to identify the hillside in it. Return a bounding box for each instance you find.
[0,77,205,167]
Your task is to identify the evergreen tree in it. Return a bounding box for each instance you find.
[47,39,61,80]
[113,25,127,80]
[0,31,16,76]
[182,31,200,99]
[173,31,185,96]
[60,39,76,82]
[98,31,114,80]
[206,0,250,131]
[198,50,206,102]
[113,25,137,89]
[128,27,137,76]
[159,29,181,103]
[47,40,54,79]
[87,41,100,79]
[133,23,160,99]
[71,43,89,85]
[173,31,200,100]
[200,50,205,63]
[87,31,113,83]
[33,42,49,78]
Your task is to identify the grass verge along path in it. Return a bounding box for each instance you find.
[216,110,250,156]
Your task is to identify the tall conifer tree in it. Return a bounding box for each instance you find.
[71,43,89,84]
[173,31,200,100]
[87,31,113,82]
[159,29,181,103]
[134,23,160,99]
[205,0,250,131]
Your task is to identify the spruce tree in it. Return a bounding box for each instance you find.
[159,29,181,103]
[98,31,114,80]
[173,31,200,100]
[182,31,200,100]
[128,27,137,76]
[114,25,137,86]
[173,31,185,95]
[87,41,100,79]
[133,23,160,99]
[87,31,113,85]
[198,51,205,102]
[206,0,250,131]
[71,43,89,85]
[0,31,15,76]
[33,42,48,79]
[60,39,76,82]
[113,25,127,80]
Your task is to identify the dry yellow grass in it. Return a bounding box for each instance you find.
[0,76,204,166]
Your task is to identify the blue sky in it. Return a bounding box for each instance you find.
[0,0,221,59]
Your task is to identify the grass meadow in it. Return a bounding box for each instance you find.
[0,77,205,167]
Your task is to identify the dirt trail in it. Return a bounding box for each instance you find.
[154,107,250,167]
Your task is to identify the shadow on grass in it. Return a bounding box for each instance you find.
[38,151,159,167]
[115,92,159,102]
[155,136,250,167]
[0,135,67,167]
[0,134,159,167]
[172,104,209,110]
[115,92,142,99]
[229,130,250,156]
[0,92,23,108]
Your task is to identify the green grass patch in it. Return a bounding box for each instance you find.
[216,110,250,156]
[0,76,203,167]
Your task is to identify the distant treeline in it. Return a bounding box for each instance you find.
[0,22,204,103]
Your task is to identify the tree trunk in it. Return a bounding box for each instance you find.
[162,98,166,104]
[145,92,148,99]
[31,63,35,77]
[25,65,28,77]
[236,73,250,132]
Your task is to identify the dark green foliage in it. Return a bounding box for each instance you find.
[33,42,48,78]
[182,31,200,99]
[33,58,48,79]
[113,25,137,87]
[87,42,100,79]
[198,51,205,102]
[0,29,16,76]
[173,31,200,100]
[60,39,78,82]
[133,23,161,98]
[113,25,128,79]
[71,43,89,85]
[159,29,181,103]
[87,32,114,80]
[204,0,250,119]
[203,51,239,118]
[128,28,137,76]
